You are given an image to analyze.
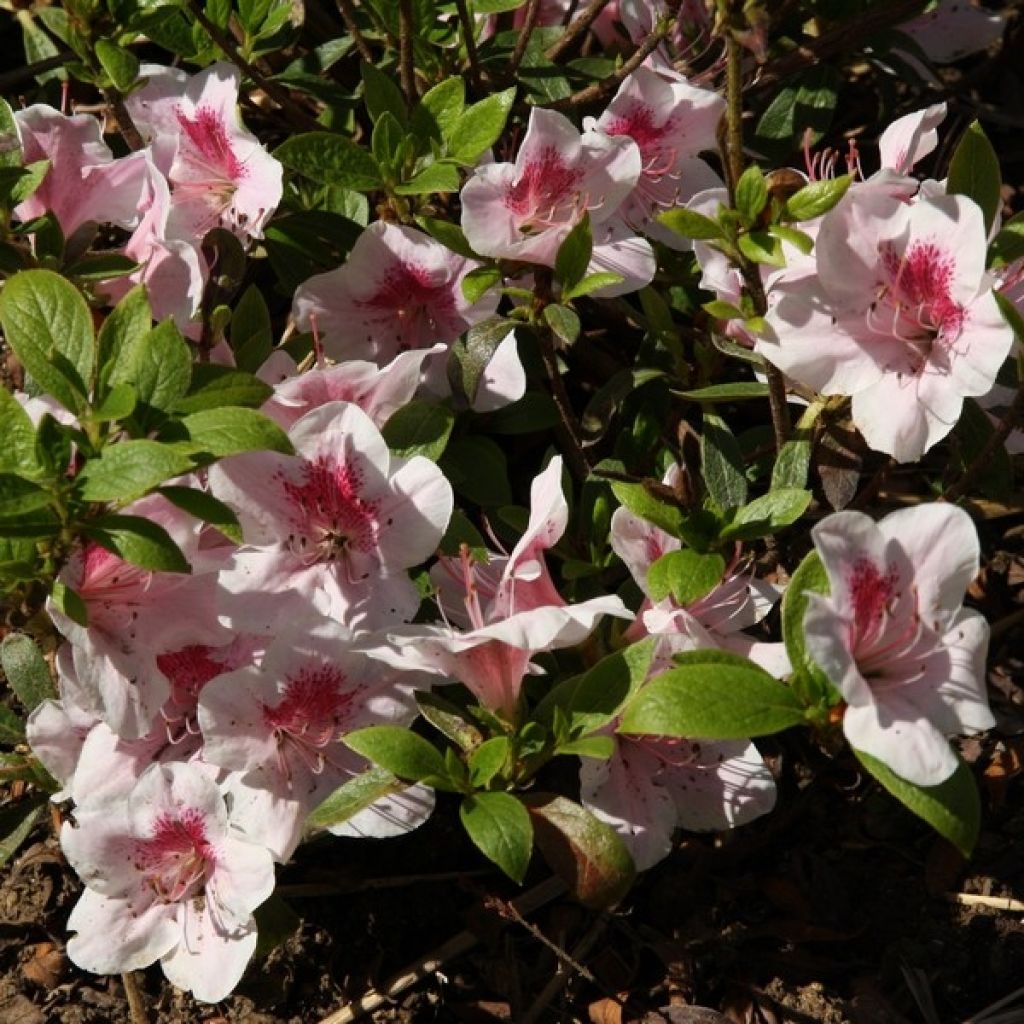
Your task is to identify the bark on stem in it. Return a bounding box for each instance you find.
[335,0,375,63]
[721,21,790,451]
[398,0,416,106]
[545,0,611,62]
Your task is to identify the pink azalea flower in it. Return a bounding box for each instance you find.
[261,347,445,431]
[460,107,655,295]
[293,221,501,365]
[61,761,275,1003]
[14,105,148,238]
[761,190,1014,461]
[590,66,724,249]
[46,494,223,740]
[125,62,283,245]
[198,617,428,861]
[580,731,776,871]
[610,467,788,675]
[101,152,205,333]
[208,401,453,633]
[381,457,631,717]
[804,505,993,786]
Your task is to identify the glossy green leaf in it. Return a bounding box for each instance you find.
[460,792,533,883]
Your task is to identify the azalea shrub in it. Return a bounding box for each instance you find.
[0,0,1018,1006]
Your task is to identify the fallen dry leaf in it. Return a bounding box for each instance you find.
[589,996,624,1024]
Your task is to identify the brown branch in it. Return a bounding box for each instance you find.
[508,0,542,78]
[103,89,146,151]
[398,0,416,106]
[454,0,484,92]
[545,0,611,62]
[0,53,74,92]
[188,1,323,132]
[335,0,374,63]
[548,23,669,111]
[121,972,149,1024]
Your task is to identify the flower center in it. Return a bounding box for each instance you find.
[134,808,213,904]
[505,146,585,232]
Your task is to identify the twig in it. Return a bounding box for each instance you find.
[946,892,1024,913]
[398,0,416,106]
[545,0,611,62]
[0,53,74,92]
[549,25,669,111]
[508,0,542,78]
[454,0,484,92]
[943,384,1024,502]
[519,916,612,1024]
[121,972,149,1024]
[318,876,566,1024]
[188,1,323,132]
[102,89,146,151]
[720,13,790,450]
[335,0,375,63]
[852,457,895,510]
[967,984,1024,1023]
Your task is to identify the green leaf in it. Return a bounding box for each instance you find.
[562,271,624,301]
[646,549,725,606]
[784,174,852,222]
[230,285,274,372]
[371,111,405,168]
[780,550,834,706]
[460,792,533,883]
[76,440,195,502]
[609,479,688,540]
[410,76,465,142]
[702,299,745,321]
[0,798,45,868]
[94,38,139,91]
[738,230,786,267]
[50,580,88,627]
[0,706,24,745]
[0,98,22,171]
[947,120,1001,234]
[0,634,56,713]
[988,210,1024,267]
[6,160,50,207]
[439,435,512,506]
[91,382,137,422]
[657,207,723,241]
[535,637,658,739]
[84,514,191,573]
[252,892,301,959]
[0,269,95,413]
[63,253,140,282]
[557,735,615,759]
[158,485,243,545]
[382,400,455,461]
[543,303,580,346]
[769,223,815,255]
[735,165,768,224]
[701,410,748,510]
[446,318,515,410]
[180,407,293,460]
[448,88,516,163]
[855,751,980,858]
[416,216,477,259]
[0,388,41,478]
[120,319,192,421]
[97,285,152,394]
[554,214,592,293]
[174,364,273,413]
[619,650,805,739]
[468,736,510,788]
[306,765,405,830]
[0,475,51,518]
[394,161,461,195]
[361,59,408,126]
[275,132,383,191]
[344,726,456,789]
[720,487,812,541]
[416,691,484,752]
[676,381,770,403]
[523,794,634,908]
[461,266,501,304]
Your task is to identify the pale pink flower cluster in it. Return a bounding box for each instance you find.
[692,105,1015,462]
[14,63,282,331]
